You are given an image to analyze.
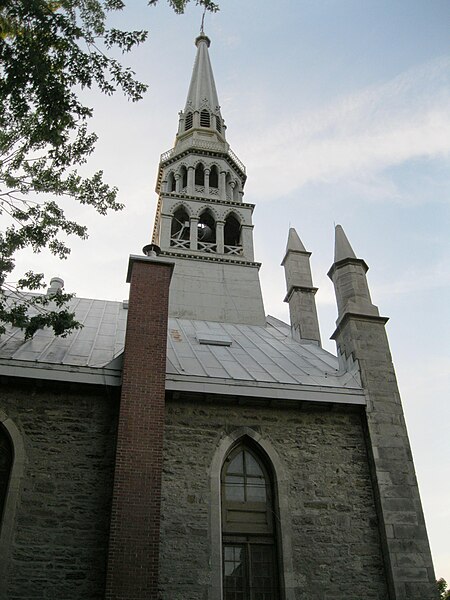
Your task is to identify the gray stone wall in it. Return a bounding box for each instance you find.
[0,380,118,600]
[334,316,438,600]
[160,396,389,600]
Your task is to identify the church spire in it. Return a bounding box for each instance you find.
[151,31,265,326]
[177,32,226,140]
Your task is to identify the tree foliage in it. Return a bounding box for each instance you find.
[0,0,218,339]
[438,578,450,600]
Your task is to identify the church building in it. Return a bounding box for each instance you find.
[0,31,438,600]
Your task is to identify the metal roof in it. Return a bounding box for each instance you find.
[167,316,355,387]
[0,296,363,401]
[0,296,127,368]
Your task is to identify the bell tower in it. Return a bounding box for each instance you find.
[152,32,266,325]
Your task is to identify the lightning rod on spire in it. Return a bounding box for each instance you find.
[200,6,206,34]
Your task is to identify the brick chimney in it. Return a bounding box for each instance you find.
[105,254,174,600]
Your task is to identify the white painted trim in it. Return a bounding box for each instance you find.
[208,427,296,600]
[0,411,26,597]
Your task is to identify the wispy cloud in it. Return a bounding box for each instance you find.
[237,56,450,199]
[374,258,450,299]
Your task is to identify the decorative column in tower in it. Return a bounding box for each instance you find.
[328,225,438,600]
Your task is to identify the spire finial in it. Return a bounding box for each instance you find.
[200,6,206,34]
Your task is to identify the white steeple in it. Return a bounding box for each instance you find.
[151,32,266,326]
[184,35,223,123]
[174,32,227,145]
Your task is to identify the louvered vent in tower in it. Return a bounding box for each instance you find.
[200,110,210,127]
[185,112,193,130]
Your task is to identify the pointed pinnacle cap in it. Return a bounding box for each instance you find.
[185,32,221,115]
[286,227,307,254]
[334,224,357,262]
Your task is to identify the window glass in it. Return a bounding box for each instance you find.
[224,449,267,503]
[224,544,246,600]
[228,452,244,474]
[246,480,266,502]
[245,452,263,476]
[223,543,278,600]
[221,443,279,599]
[225,476,245,501]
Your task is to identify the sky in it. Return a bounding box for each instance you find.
[13,0,450,581]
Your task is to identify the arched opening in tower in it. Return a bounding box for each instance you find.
[209,165,219,189]
[224,214,241,247]
[180,166,188,189]
[195,163,205,186]
[167,172,176,192]
[171,207,190,243]
[198,210,216,244]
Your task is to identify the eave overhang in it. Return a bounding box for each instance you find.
[0,358,122,387]
[165,373,366,405]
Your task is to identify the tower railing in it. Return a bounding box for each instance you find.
[197,241,217,253]
[170,238,190,250]
[224,245,243,256]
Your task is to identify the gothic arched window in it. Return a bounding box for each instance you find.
[224,214,241,247]
[200,109,210,127]
[185,112,193,131]
[0,425,12,527]
[221,443,279,599]
[195,163,205,186]
[215,115,222,133]
[209,165,219,189]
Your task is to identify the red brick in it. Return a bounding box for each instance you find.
[105,257,173,600]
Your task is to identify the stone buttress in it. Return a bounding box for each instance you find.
[329,225,438,600]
